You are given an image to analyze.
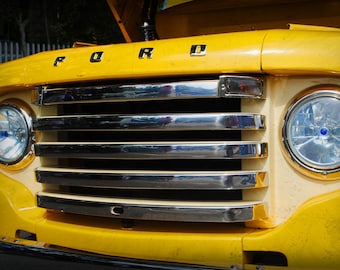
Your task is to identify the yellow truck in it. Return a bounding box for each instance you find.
[0,0,339,269]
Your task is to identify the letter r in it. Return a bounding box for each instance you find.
[139,48,154,59]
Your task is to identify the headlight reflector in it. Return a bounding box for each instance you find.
[0,103,33,165]
[282,89,339,175]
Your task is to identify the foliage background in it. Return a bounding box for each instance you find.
[0,0,125,54]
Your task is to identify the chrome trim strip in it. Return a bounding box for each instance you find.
[34,142,268,159]
[36,168,267,190]
[34,80,219,105]
[33,76,264,105]
[37,192,266,223]
[34,113,265,131]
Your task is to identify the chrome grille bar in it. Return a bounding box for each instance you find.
[37,192,266,223]
[33,76,264,105]
[34,113,265,131]
[36,168,267,190]
[33,74,268,223]
[35,142,268,159]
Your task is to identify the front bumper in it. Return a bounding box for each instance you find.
[0,239,224,270]
[0,173,339,269]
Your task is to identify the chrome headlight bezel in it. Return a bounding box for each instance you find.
[0,101,34,167]
[282,87,339,178]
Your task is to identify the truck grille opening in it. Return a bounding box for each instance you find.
[33,75,268,223]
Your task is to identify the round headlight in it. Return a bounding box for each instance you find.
[0,103,33,165]
[282,89,339,176]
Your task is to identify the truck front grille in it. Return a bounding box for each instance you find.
[33,75,268,223]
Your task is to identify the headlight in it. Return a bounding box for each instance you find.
[0,102,34,166]
[282,88,339,177]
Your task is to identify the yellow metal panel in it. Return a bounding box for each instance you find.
[1,171,340,268]
[243,190,340,269]
[262,29,340,75]
[162,0,193,9]
[0,31,265,91]
[36,213,245,268]
[0,173,44,238]
[0,173,245,268]
[1,28,339,93]
[0,59,28,93]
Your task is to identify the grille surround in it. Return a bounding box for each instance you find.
[33,75,268,223]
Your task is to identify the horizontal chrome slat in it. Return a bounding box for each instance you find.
[35,141,268,159]
[37,192,267,223]
[33,76,264,105]
[33,74,268,223]
[34,113,265,131]
[36,168,267,190]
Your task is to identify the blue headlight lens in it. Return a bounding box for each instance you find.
[0,104,32,165]
[283,90,339,174]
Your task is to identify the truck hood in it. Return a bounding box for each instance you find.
[0,25,339,91]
